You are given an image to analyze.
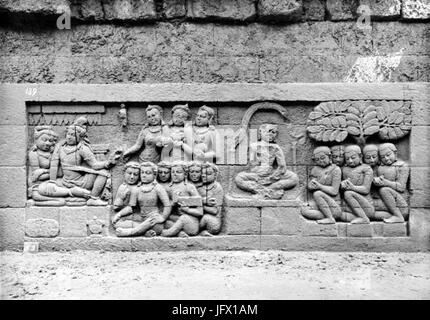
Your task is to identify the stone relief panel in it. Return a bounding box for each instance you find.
[301,100,411,228]
[25,99,413,239]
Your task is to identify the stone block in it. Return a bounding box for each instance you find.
[409,208,430,242]
[411,96,430,126]
[302,0,325,20]
[155,23,214,56]
[0,167,27,208]
[302,221,338,237]
[102,0,157,21]
[346,223,373,237]
[371,222,384,237]
[163,0,186,18]
[25,206,60,221]
[410,167,430,191]
[382,222,408,237]
[181,55,260,83]
[59,207,88,237]
[326,0,358,20]
[372,23,429,56]
[258,0,303,22]
[0,0,69,15]
[186,0,257,21]
[410,126,430,167]
[402,0,430,19]
[0,208,25,250]
[224,207,260,235]
[225,195,301,207]
[72,0,104,20]
[337,223,347,237]
[25,218,59,238]
[410,189,430,208]
[0,125,27,166]
[0,86,26,125]
[359,0,401,19]
[261,207,304,235]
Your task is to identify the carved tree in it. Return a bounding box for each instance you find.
[306,100,412,145]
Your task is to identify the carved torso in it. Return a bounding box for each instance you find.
[342,164,373,199]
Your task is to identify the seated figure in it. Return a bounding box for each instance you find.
[156,161,172,191]
[363,144,385,210]
[331,145,345,167]
[235,124,298,199]
[50,119,119,206]
[188,162,203,188]
[301,146,342,224]
[111,161,141,227]
[28,126,91,206]
[373,143,409,223]
[197,162,224,236]
[340,145,374,224]
[114,162,172,237]
[161,162,203,237]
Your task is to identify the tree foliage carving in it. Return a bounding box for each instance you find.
[306,100,412,145]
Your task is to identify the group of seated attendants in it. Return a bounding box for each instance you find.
[302,142,409,225]
[112,161,223,237]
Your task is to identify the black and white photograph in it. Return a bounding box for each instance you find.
[0,0,429,305]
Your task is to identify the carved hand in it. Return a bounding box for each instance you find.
[112,213,121,225]
[207,198,217,207]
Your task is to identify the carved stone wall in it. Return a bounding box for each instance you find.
[1,0,429,83]
[0,83,429,251]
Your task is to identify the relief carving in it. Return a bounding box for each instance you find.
[303,100,411,225]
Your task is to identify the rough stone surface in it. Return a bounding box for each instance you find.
[337,223,347,237]
[25,218,59,238]
[258,0,303,22]
[359,0,401,19]
[163,0,186,19]
[326,0,358,20]
[303,221,338,237]
[372,222,384,237]
[102,0,157,21]
[225,196,301,207]
[224,207,260,235]
[302,0,325,20]
[25,207,60,221]
[261,207,304,235]
[402,0,430,19]
[0,167,27,208]
[409,209,430,242]
[72,0,104,20]
[59,207,88,237]
[0,126,26,166]
[0,0,69,15]
[0,208,25,250]
[410,126,430,167]
[346,224,373,237]
[186,0,256,21]
[383,223,408,237]
[410,189,430,208]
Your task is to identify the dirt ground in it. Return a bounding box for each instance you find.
[0,250,429,300]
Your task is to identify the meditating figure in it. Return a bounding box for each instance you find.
[28,126,91,206]
[161,162,203,237]
[301,146,342,224]
[123,105,170,164]
[50,118,119,206]
[114,162,171,237]
[373,143,409,223]
[340,145,374,224]
[331,145,345,167]
[111,161,141,227]
[197,162,224,236]
[235,124,299,199]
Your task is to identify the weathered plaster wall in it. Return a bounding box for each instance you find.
[0,0,429,83]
